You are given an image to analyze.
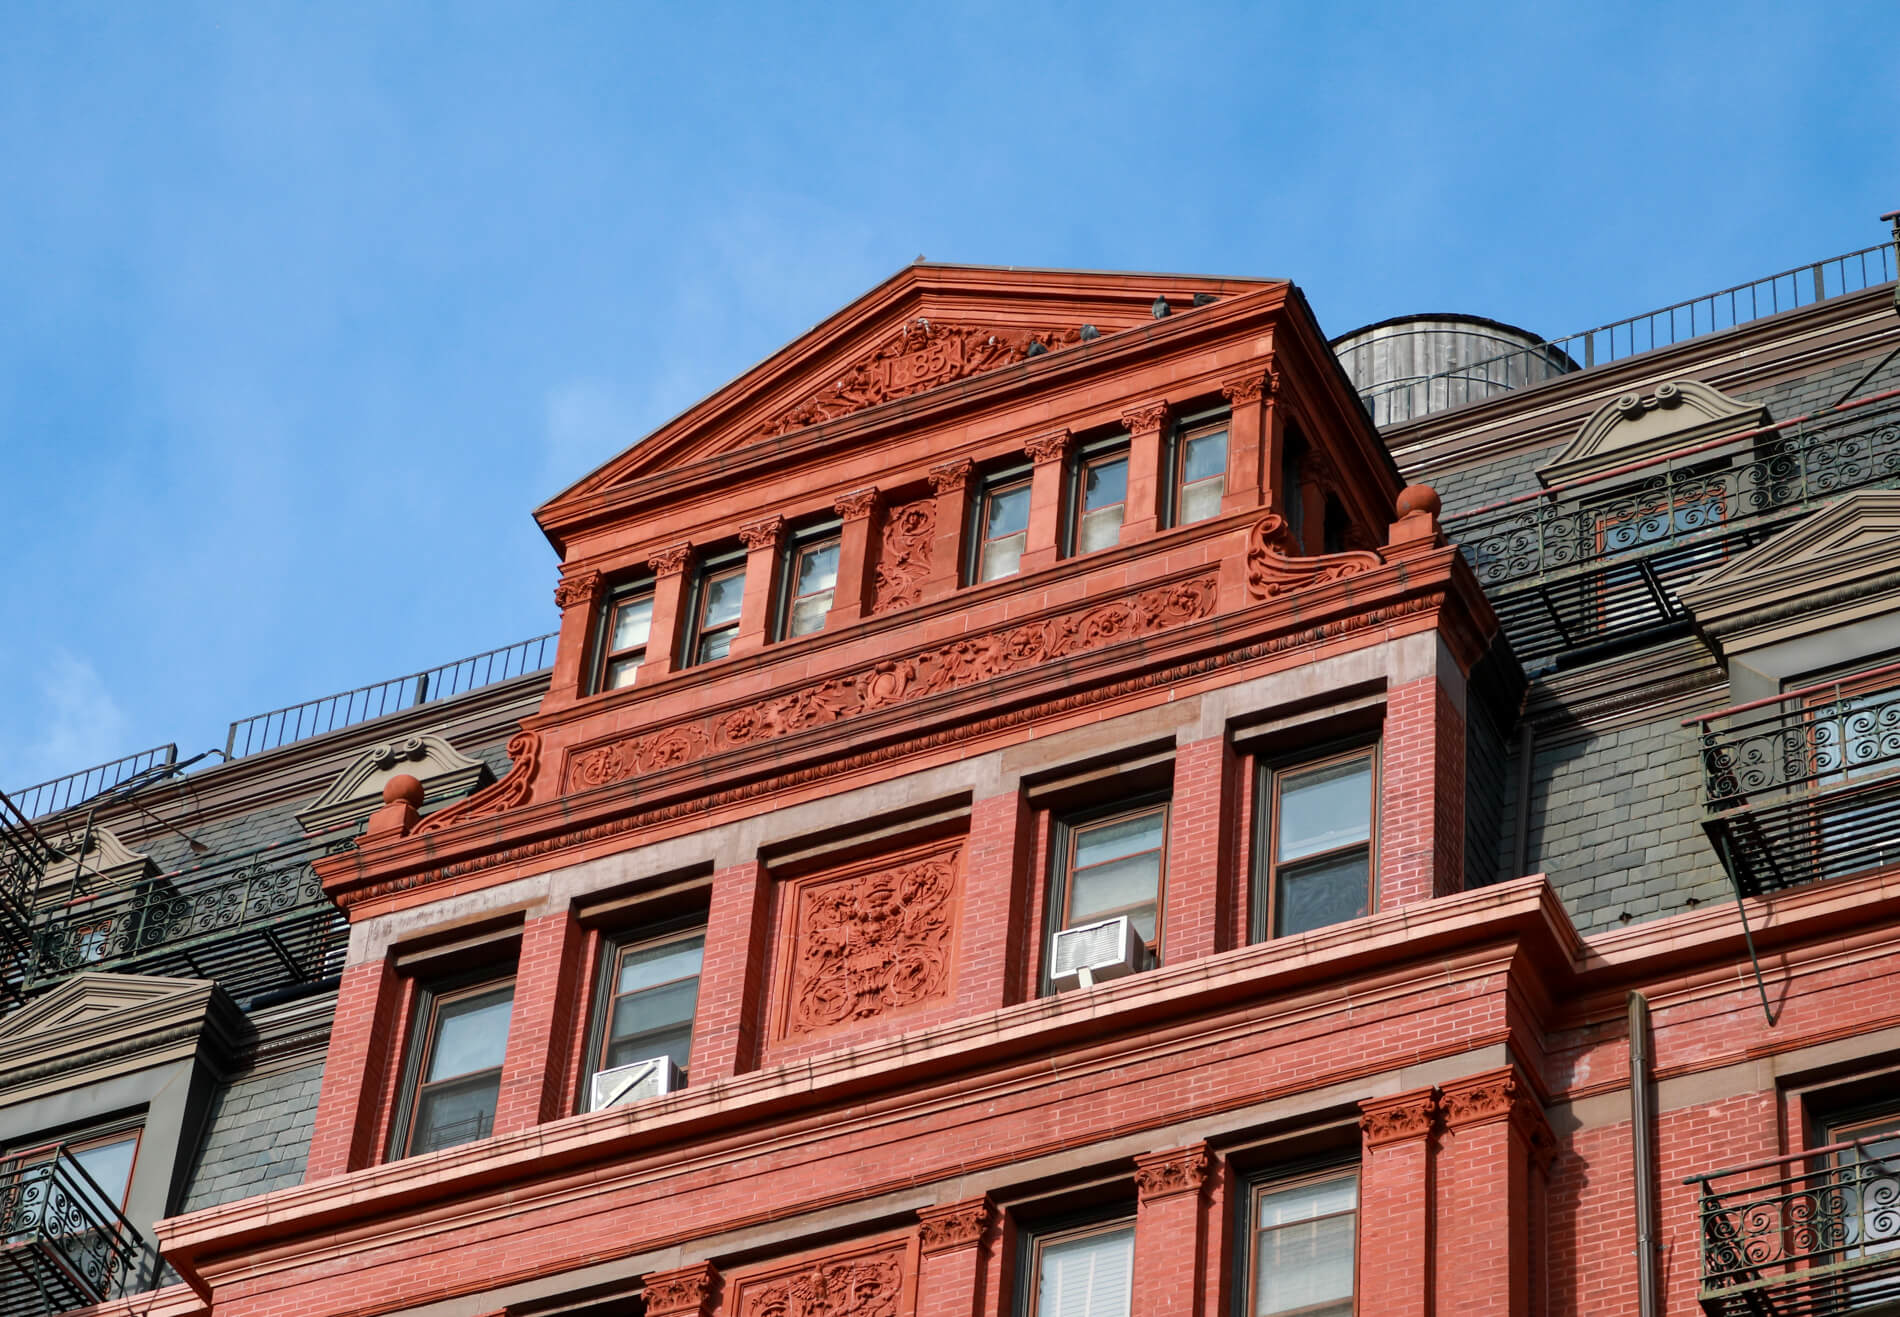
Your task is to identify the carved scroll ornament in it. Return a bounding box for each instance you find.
[917,1198,991,1253]
[870,497,935,614]
[737,1252,905,1317]
[926,459,975,495]
[1245,513,1384,601]
[1023,429,1073,463]
[783,848,960,1036]
[752,320,1085,441]
[1134,1144,1211,1201]
[1121,400,1170,435]
[564,573,1219,792]
[553,569,604,610]
[414,731,540,836]
[1360,1089,1440,1148]
[646,1263,720,1317]
[739,516,787,550]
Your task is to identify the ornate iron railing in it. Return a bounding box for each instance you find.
[1443,388,1900,663]
[0,1148,156,1317]
[1360,240,1897,427]
[224,632,556,759]
[5,746,179,823]
[0,794,48,1003]
[1691,1135,1900,1317]
[1688,665,1900,899]
[14,828,351,1006]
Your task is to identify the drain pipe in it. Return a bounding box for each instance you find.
[1629,991,1661,1317]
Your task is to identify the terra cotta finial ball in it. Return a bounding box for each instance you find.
[383,774,424,808]
[1395,485,1441,520]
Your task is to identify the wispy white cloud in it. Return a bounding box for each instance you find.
[6,650,131,789]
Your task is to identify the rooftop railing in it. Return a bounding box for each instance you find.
[1443,387,1900,664]
[0,1148,156,1317]
[1690,1134,1900,1317]
[223,631,556,759]
[1688,663,1900,900]
[5,746,178,822]
[1362,240,1897,427]
[14,825,352,1007]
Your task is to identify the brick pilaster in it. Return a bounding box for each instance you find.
[1378,671,1466,911]
[1357,1086,1440,1317]
[492,908,588,1133]
[924,459,974,599]
[1119,401,1170,543]
[305,957,406,1179]
[1435,1068,1553,1317]
[1019,429,1072,573]
[636,542,694,681]
[547,568,605,705]
[1219,372,1270,516]
[729,516,786,658]
[916,1197,994,1317]
[688,859,771,1081]
[825,487,882,628]
[958,788,1033,1014]
[1133,1142,1212,1317]
[1162,734,1233,966]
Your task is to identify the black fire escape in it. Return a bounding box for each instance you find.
[0,1150,157,1317]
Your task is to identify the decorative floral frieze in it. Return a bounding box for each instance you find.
[553,569,604,610]
[1134,1143,1211,1202]
[751,320,1084,441]
[782,847,960,1037]
[645,1262,719,1317]
[917,1197,991,1254]
[342,592,1441,904]
[870,498,935,614]
[1245,513,1384,601]
[1360,1088,1440,1147]
[735,1249,906,1317]
[563,573,1218,793]
[413,732,541,837]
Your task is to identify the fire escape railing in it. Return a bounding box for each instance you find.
[1443,388,1900,664]
[1691,1135,1900,1317]
[4,747,180,824]
[0,794,51,1005]
[9,826,353,1009]
[1687,665,1900,900]
[0,1149,156,1317]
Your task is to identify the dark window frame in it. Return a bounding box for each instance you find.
[580,918,707,1105]
[681,547,748,668]
[1,1118,145,1214]
[1018,1213,1139,1317]
[966,462,1035,585]
[388,971,516,1161]
[1251,742,1380,944]
[771,517,844,643]
[1042,794,1172,994]
[1280,431,1308,548]
[1162,404,1233,530]
[1237,1161,1361,1317]
[589,573,657,695]
[1063,434,1132,558]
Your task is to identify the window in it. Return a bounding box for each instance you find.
[1246,1170,1358,1317]
[1068,442,1130,555]
[1255,750,1377,940]
[594,578,655,692]
[1170,413,1229,527]
[394,979,514,1158]
[1055,802,1169,960]
[973,468,1033,583]
[1322,497,1350,555]
[1823,1110,1900,1301]
[592,930,704,1081]
[1027,1219,1134,1317]
[685,553,746,665]
[1,1125,140,1230]
[1281,436,1307,546]
[776,523,841,640]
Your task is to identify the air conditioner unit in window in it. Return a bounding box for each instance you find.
[588,1056,683,1112]
[1049,915,1144,991]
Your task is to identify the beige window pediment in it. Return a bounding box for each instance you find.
[1538,379,1769,487]
[296,733,492,833]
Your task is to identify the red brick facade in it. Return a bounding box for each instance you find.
[149,264,1900,1317]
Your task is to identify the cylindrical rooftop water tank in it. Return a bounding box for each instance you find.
[1331,314,1577,427]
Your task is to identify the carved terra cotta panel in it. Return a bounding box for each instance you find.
[774,841,962,1043]
[870,496,935,614]
[731,1240,912,1317]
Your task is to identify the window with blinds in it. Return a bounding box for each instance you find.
[1247,1170,1357,1317]
[1030,1220,1135,1317]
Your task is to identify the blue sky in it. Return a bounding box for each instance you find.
[3,1,1896,791]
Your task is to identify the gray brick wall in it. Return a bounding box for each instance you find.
[1739,351,1900,418]
[1426,443,1565,520]
[180,1061,325,1212]
[1465,698,1507,890]
[1520,715,1731,935]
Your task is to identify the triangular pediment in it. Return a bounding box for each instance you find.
[0,972,211,1043]
[1680,491,1900,638]
[543,264,1283,512]
[1539,380,1769,486]
[0,972,238,1094]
